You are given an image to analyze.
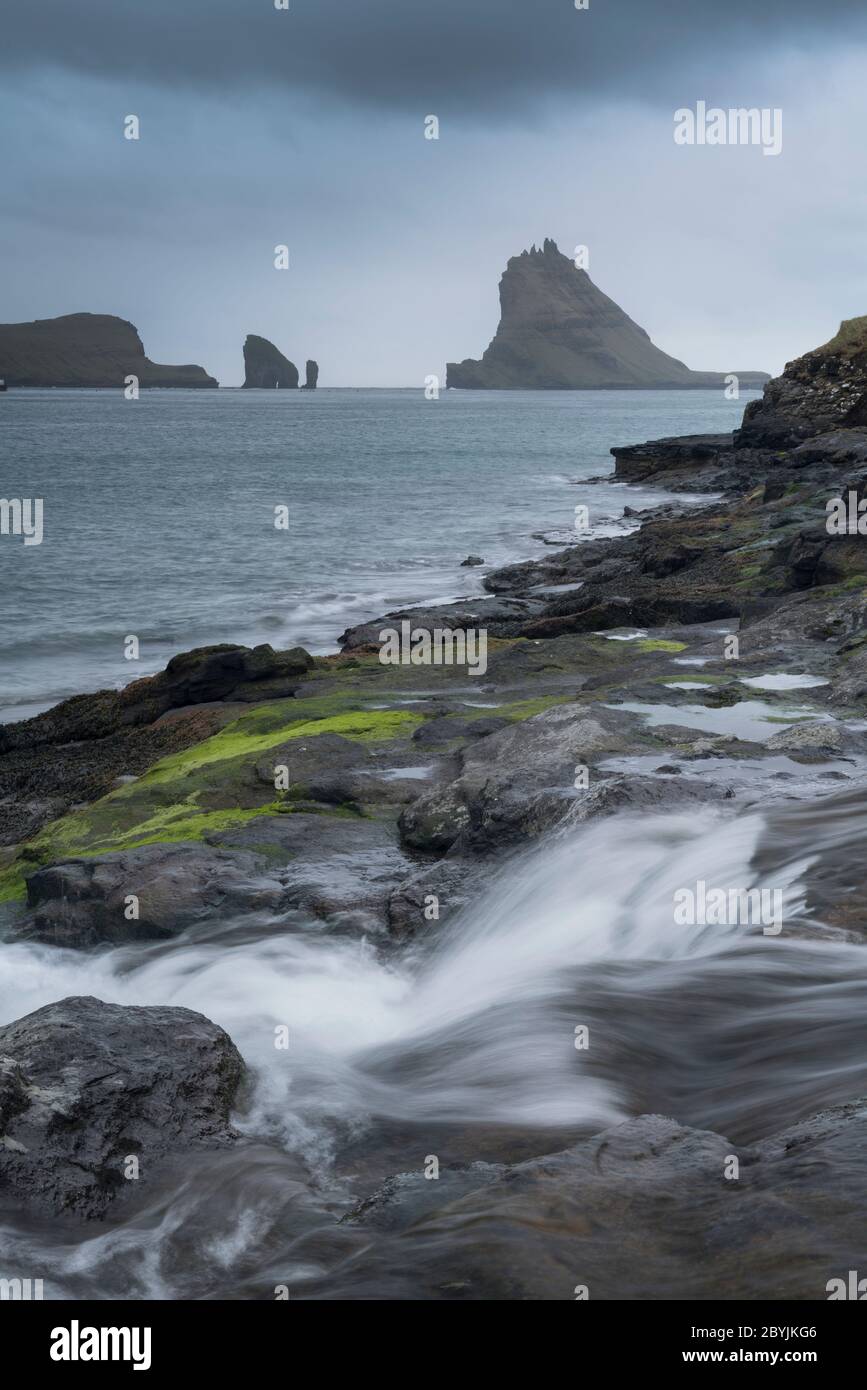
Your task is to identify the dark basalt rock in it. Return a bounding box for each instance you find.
[737,316,867,448]
[446,240,768,391]
[13,844,267,947]
[242,334,299,389]
[0,644,314,756]
[336,1100,867,1299]
[398,706,643,853]
[302,359,319,389]
[0,644,314,846]
[784,524,867,590]
[339,597,544,650]
[0,996,244,1219]
[0,313,217,388]
[612,433,735,484]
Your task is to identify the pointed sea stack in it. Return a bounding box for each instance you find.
[242,335,299,389]
[447,239,768,390]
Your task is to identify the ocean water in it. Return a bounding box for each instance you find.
[0,386,757,721]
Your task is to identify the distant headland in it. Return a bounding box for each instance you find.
[0,313,217,388]
[0,314,323,390]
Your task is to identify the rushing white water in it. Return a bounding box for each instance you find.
[0,807,813,1146]
[1,791,865,1298]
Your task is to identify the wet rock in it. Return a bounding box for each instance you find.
[411,717,473,746]
[563,773,733,826]
[790,427,867,468]
[210,812,416,932]
[410,715,510,747]
[612,434,734,486]
[399,705,639,852]
[0,996,244,1219]
[336,1100,867,1299]
[13,843,266,948]
[833,639,867,703]
[764,722,845,755]
[785,525,867,590]
[460,555,485,567]
[519,593,737,640]
[399,782,471,852]
[339,598,543,651]
[387,857,486,938]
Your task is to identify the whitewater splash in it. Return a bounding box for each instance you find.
[0,806,819,1140]
[1,792,865,1298]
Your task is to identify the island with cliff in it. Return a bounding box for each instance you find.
[242,334,319,389]
[0,313,217,388]
[447,239,769,390]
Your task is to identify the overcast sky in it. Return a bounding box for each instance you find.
[2,0,866,385]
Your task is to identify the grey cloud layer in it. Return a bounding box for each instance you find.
[6,0,867,113]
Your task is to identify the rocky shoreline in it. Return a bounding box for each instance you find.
[2,318,867,1298]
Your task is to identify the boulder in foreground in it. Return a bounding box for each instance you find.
[0,996,244,1219]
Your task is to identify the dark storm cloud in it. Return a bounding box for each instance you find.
[4,0,867,114]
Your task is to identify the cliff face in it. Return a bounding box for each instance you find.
[242,335,299,388]
[736,316,867,448]
[303,359,319,389]
[447,240,768,391]
[0,313,217,388]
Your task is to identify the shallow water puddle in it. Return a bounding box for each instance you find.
[599,750,858,794]
[741,673,830,691]
[379,766,435,782]
[609,699,833,742]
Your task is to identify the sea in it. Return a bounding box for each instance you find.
[0,386,757,723]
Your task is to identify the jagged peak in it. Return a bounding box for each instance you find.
[519,238,562,261]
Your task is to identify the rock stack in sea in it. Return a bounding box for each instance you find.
[242,334,299,388]
[447,238,769,390]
